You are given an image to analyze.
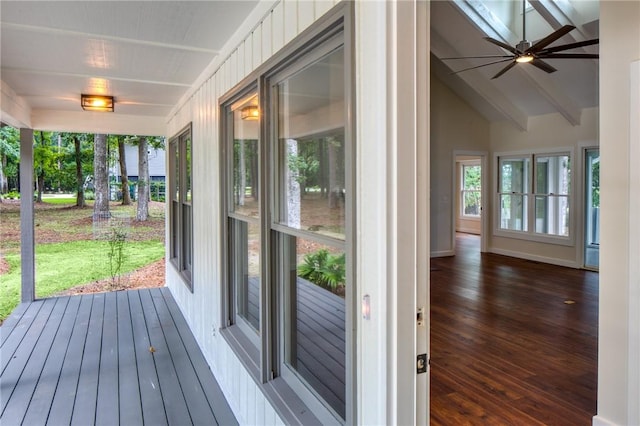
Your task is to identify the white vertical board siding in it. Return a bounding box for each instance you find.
[167,0,428,425]
[166,1,386,424]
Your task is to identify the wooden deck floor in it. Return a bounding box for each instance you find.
[430,233,598,425]
[0,288,237,426]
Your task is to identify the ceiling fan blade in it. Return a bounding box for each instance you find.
[441,55,514,60]
[538,38,599,55]
[538,53,599,59]
[484,37,519,54]
[491,61,517,79]
[527,25,576,53]
[450,58,514,75]
[530,58,557,73]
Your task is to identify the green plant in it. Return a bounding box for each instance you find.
[5,190,20,199]
[298,249,345,291]
[107,226,128,288]
[84,190,95,200]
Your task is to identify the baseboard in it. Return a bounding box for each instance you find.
[456,227,480,235]
[489,247,580,269]
[430,250,455,258]
[592,415,620,426]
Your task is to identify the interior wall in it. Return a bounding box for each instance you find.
[488,107,599,267]
[595,1,640,425]
[430,75,490,256]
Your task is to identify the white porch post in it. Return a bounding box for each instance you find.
[20,127,35,303]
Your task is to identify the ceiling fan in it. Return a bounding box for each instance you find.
[442,0,599,79]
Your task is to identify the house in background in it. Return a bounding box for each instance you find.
[1,1,638,424]
[109,144,166,200]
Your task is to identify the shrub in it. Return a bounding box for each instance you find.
[298,249,345,291]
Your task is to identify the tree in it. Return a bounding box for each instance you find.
[136,137,149,221]
[0,126,20,198]
[93,133,110,219]
[116,136,132,205]
[33,131,57,202]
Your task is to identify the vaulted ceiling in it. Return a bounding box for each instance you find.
[431,0,599,130]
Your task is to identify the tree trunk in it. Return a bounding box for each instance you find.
[93,133,110,219]
[36,131,45,202]
[118,140,131,205]
[74,135,85,207]
[136,137,149,221]
[328,137,339,209]
[0,153,7,194]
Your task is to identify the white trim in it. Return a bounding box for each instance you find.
[430,250,455,258]
[489,247,579,269]
[627,59,640,426]
[592,415,620,426]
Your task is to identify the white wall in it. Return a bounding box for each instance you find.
[430,75,490,256]
[595,2,640,425]
[488,108,598,267]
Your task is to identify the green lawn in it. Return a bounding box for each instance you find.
[41,197,77,205]
[0,240,164,320]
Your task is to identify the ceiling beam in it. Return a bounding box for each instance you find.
[451,0,582,126]
[431,31,528,131]
[529,0,596,40]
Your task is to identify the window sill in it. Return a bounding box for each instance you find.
[493,228,574,246]
[221,326,327,425]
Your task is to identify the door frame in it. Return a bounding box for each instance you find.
[452,150,489,253]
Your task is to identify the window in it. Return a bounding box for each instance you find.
[221,7,352,424]
[497,152,571,241]
[461,163,481,217]
[169,124,193,288]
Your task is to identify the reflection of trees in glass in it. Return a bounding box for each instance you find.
[233,139,258,206]
[286,135,345,208]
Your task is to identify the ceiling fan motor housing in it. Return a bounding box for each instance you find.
[516,40,532,53]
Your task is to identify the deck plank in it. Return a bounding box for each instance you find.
[1,297,57,415]
[95,291,119,426]
[71,293,105,426]
[149,289,217,425]
[47,295,93,425]
[128,290,168,426]
[1,297,69,421]
[21,296,81,426]
[139,289,192,425]
[116,290,144,425]
[0,301,32,346]
[160,288,239,426]
[0,289,237,426]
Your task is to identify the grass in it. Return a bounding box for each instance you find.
[0,198,166,322]
[0,240,164,320]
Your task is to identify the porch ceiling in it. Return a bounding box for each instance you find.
[0,1,259,134]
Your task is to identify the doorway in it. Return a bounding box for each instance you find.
[453,152,487,252]
[584,148,600,269]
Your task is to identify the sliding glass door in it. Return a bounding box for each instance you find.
[584,148,599,269]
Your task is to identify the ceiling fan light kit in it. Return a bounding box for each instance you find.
[442,0,599,79]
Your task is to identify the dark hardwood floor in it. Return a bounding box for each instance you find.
[430,233,598,425]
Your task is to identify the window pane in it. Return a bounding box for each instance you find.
[281,234,345,418]
[171,201,180,260]
[535,155,570,195]
[182,204,192,272]
[171,142,179,201]
[232,95,260,218]
[185,136,192,202]
[535,195,569,236]
[500,158,529,193]
[500,194,528,231]
[276,47,345,240]
[230,218,260,332]
[462,165,481,190]
[462,190,481,216]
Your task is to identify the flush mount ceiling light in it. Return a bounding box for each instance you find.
[241,105,259,120]
[81,94,114,112]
